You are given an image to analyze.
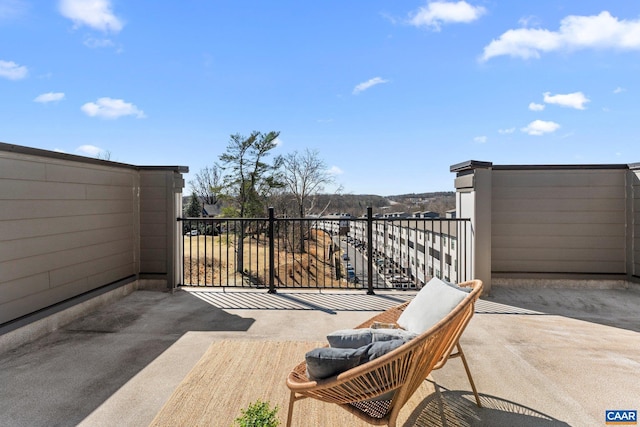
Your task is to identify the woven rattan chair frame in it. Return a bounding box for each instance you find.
[285,279,483,427]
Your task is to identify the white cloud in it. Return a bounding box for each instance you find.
[498,127,516,134]
[34,92,65,103]
[81,97,146,119]
[0,60,28,80]
[273,137,283,147]
[521,120,560,136]
[59,0,123,33]
[76,144,103,156]
[613,86,626,94]
[473,136,487,143]
[528,102,545,111]
[353,77,389,94]
[409,1,486,31]
[328,166,344,175]
[481,11,640,61]
[543,91,589,109]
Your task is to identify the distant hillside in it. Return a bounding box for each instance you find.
[388,191,455,200]
[309,194,389,217]
[381,192,455,217]
[311,192,455,217]
[183,191,455,217]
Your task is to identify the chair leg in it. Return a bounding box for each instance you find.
[456,344,482,408]
[286,391,296,427]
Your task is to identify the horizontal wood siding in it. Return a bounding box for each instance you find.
[139,171,168,275]
[0,153,137,324]
[492,169,627,274]
[634,169,640,278]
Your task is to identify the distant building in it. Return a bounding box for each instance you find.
[412,211,439,218]
[382,212,410,218]
[202,204,221,217]
[317,214,464,287]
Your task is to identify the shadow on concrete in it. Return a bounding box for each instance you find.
[185,289,415,313]
[404,386,570,427]
[0,290,254,427]
[483,286,640,333]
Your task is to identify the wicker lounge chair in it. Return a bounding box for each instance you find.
[286,279,483,427]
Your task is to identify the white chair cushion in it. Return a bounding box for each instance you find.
[397,277,467,334]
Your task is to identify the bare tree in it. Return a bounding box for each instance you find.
[189,165,222,206]
[278,149,337,253]
[279,149,335,218]
[96,150,112,161]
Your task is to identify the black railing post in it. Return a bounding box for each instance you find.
[367,207,375,295]
[268,207,277,294]
[177,217,184,286]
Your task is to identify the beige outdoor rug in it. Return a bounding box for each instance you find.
[149,340,438,427]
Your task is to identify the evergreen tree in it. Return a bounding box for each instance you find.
[185,191,202,217]
[219,131,282,218]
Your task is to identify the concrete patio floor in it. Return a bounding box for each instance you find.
[1,284,639,426]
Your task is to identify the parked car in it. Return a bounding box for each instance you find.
[342,254,350,261]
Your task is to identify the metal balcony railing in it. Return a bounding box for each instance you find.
[178,208,472,293]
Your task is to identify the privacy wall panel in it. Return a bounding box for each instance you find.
[0,143,186,325]
[139,170,169,275]
[491,168,627,274]
[0,150,137,324]
[633,169,640,278]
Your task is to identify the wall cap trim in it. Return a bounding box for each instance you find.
[450,160,493,173]
[0,141,188,173]
[493,163,628,171]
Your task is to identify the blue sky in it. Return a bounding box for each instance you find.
[2,1,640,195]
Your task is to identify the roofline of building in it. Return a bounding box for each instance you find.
[0,141,189,173]
[451,159,639,173]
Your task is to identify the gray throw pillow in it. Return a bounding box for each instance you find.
[372,328,418,343]
[326,329,373,349]
[327,328,417,348]
[305,346,367,380]
[361,338,407,363]
[305,338,409,381]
